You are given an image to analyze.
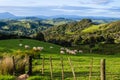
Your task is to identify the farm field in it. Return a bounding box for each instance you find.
[0,39,120,80]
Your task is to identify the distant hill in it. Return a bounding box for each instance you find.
[43,19,120,45]
[0,12,16,19]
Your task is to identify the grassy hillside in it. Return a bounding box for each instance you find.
[81,25,100,33]
[0,39,61,55]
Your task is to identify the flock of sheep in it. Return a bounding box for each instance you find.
[19,43,44,52]
[60,47,83,55]
[19,43,83,55]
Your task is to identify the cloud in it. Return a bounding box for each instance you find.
[79,0,113,5]
[107,7,120,12]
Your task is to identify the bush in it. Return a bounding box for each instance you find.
[0,56,28,75]
[0,57,14,75]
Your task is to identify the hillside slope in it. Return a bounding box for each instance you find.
[0,39,61,54]
[43,19,120,46]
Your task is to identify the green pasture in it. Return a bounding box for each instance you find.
[0,39,120,80]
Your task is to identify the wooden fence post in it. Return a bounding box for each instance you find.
[89,58,93,80]
[100,59,106,80]
[42,56,45,75]
[61,57,64,80]
[12,56,16,75]
[68,57,76,80]
[50,56,53,80]
[28,56,32,75]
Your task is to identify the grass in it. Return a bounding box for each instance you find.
[0,39,120,80]
[81,25,100,33]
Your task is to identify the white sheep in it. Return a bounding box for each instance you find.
[33,47,37,51]
[74,50,78,53]
[60,47,65,51]
[50,46,53,49]
[19,43,23,47]
[68,50,76,55]
[60,50,65,54]
[37,47,44,51]
[79,50,83,53]
[17,74,29,80]
[25,45,30,49]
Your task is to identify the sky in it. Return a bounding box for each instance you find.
[0,0,120,17]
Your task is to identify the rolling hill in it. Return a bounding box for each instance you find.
[0,39,61,54]
[43,19,120,45]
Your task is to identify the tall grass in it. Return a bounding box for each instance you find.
[0,55,28,75]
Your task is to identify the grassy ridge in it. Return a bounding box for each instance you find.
[0,39,61,54]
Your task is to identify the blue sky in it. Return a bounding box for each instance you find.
[0,0,120,17]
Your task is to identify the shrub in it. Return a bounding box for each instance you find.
[0,56,28,75]
[0,57,14,75]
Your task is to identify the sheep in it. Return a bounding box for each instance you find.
[60,47,65,51]
[37,47,44,51]
[33,47,37,51]
[68,50,76,55]
[33,46,44,52]
[60,50,65,54]
[17,74,29,80]
[19,43,23,47]
[24,45,30,49]
[50,46,53,49]
[74,50,78,53]
[79,50,83,53]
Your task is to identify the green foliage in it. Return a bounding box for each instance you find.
[0,75,15,80]
[34,32,45,41]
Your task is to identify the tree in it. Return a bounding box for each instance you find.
[35,32,45,41]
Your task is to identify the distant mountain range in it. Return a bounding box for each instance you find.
[0,12,120,21]
[0,12,16,19]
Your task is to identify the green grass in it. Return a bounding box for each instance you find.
[82,25,100,33]
[0,39,120,80]
[0,39,61,55]
[0,75,16,80]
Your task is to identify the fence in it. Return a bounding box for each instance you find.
[0,55,119,80]
[40,56,107,80]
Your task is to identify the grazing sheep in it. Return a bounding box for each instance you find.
[19,43,23,47]
[50,46,53,49]
[17,74,29,80]
[79,50,83,53]
[60,50,65,54]
[60,47,65,51]
[24,45,30,49]
[33,46,44,52]
[37,47,44,51]
[74,50,78,53]
[68,50,76,55]
[33,47,37,51]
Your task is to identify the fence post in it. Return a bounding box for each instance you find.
[50,56,53,80]
[42,56,45,75]
[28,56,32,75]
[68,57,76,80]
[89,58,93,80]
[61,57,64,80]
[12,56,16,75]
[100,59,106,80]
